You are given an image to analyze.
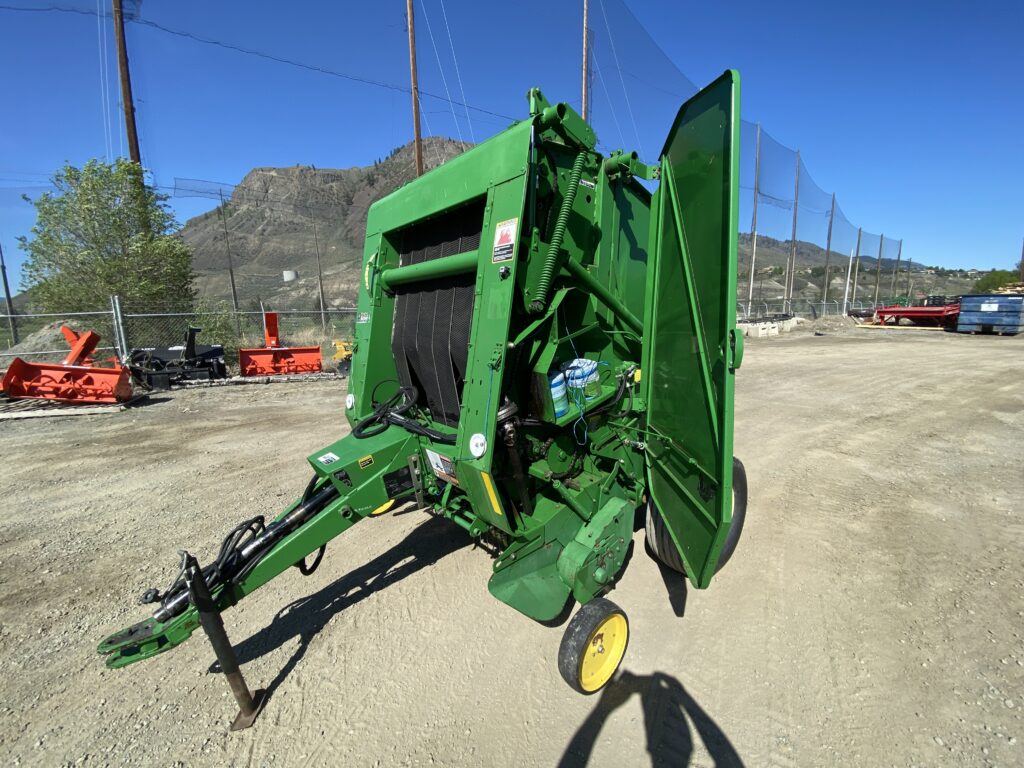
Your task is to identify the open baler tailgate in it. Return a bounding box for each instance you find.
[642,70,742,589]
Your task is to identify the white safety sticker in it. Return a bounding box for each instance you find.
[356,312,370,324]
[492,217,518,263]
[424,448,459,486]
[318,452,341,465]
[980,303,998,312]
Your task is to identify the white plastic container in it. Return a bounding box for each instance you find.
[549,371,569,417]
[563,358,600,401]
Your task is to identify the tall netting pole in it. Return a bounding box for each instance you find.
[821,192,836,312]
[873,233,885,307]
[581,0,590,121]
[889,237,902,298]
[218,190,240,313]
[785,149,800,313]
[900,242,910,299]
[842,248,854,314]
[851,227,862,304]
[746,123,761,316]
[1020,237,1024,282]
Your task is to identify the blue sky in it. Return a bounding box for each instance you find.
[1,0,1021,290]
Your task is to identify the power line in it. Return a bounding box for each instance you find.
[0,3,515,123]
[597,0,644,159]
[94,0,112,159]
[437,0,474,143]
[417,0,463,145]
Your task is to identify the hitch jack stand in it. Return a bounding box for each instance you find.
[183,553,267,732]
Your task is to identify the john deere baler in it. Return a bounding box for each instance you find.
[99,71,747,719]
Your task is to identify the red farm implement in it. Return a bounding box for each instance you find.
[239,312,322,376]
[1,326,132,404]
[875,303,960,328]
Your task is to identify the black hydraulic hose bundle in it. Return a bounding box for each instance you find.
[148,479,341,622]
[352,383,457,445]
[140,515,266,607]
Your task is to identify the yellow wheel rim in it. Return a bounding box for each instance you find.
[578,613,628,693]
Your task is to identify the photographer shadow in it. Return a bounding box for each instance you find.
[559,670,744,768]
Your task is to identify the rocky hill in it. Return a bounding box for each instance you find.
[180,137,469,308]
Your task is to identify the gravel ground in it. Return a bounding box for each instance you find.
[0,329,1021,767]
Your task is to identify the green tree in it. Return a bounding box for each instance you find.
[18,159,195,312]
[973,269,1017,293]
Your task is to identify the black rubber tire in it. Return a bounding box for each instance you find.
[645,456,748,575]
[557,598,629,695]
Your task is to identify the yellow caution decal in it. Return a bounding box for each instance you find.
[481,472,503,516]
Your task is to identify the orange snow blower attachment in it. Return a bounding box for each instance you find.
[238,312,322,376]
[1,326,132,404]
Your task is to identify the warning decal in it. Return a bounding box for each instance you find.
[425,448,460,486]
[492,218,519,263]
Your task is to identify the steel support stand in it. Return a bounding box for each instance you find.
[183,553,266,732]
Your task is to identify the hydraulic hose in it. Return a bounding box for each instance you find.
[529,151,587,314]
[352,384,457,445]
[151,481,340,622]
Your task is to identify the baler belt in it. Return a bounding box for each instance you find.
[390,204,482,427]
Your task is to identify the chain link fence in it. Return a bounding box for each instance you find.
[1,298,356,371]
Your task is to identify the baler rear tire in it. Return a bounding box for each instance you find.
[645,456,748,575]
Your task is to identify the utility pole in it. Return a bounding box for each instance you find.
[821,192,836,311]
[111,0,141,165]
[746,123,761,316]
[311,217,327,333]
[873,234,885,307]
[1019,237,1023,282]
[406,0,424,177]
[785,150,800,313]
[0,242,18,346]
[581,0,590,121]
[850,227,862,304]
[218,191,240,313]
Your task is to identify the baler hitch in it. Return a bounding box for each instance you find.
[99,477,343,669]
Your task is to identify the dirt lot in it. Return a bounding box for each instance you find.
[1,329,1022,767]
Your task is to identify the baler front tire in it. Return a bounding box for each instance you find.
[558,598,629,695]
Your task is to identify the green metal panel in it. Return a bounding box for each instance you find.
[642,70,741,589]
